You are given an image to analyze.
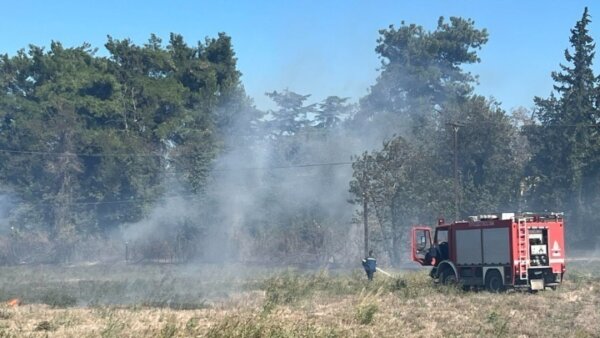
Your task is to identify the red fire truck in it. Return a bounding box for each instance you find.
[411,213,566,291]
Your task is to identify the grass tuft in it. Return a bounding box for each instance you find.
[356,302,378,325]
[34,320,53,331]
[159,316,177,338]
[0,310,11,320]
[100,311,125,338]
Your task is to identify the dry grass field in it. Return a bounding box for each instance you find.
[0,261,598,337]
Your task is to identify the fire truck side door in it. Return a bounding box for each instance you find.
[412,226,432,265]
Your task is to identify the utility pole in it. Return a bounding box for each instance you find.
[362,169,369,257]
[125,241,129,263]
[447,122,464,221]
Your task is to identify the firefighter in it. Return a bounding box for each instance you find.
[362,250,377,281]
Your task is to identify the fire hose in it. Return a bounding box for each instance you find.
[376,267,394,278]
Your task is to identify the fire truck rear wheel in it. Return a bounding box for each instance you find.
[485,270,504,293]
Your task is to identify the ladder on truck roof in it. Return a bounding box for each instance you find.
[517,218,529,280]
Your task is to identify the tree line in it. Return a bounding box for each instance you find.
[0,9,597,265]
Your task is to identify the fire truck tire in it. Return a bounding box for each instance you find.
[485,270,504,293]
[440,268,457,285]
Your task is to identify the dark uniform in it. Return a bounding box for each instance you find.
[362,250,377,280]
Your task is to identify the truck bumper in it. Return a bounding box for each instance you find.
[530,279,545,290]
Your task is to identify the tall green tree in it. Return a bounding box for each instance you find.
[265,90,316,135]
[350,16,525,264]
[527,7,599,241]
[445,97,522,216]
[349,137,454,265]
[315,96,350,129]
[0,42,126,242]
[0,33,250,262]
[359,16,488,137]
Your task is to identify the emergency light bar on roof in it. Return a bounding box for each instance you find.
[520,212,564,221]
[468,213,514,222]
[466,212,563,223]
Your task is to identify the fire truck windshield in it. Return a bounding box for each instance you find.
[435,229,448,244]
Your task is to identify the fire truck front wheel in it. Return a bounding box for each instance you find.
[440,268,457,285]
[485,270,505,293]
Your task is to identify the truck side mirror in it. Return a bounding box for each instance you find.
[417,235,427,251]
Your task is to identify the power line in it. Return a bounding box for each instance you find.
[0,122,596,159]
[18,162,354,206]
[7,121,595,207]
[525,124,600,128]
[23,193,200,207]
[210,161,353,172]
[0,144,354,171]
[0,148,163,158]
[4,161,355,207]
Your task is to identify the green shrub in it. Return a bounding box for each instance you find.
[486,311,509,337]
[356,302,378,325]
[261,272,315,313]
[185,317,199,335]
[100,312,125,338]
[0,310,11,320]
[34,320,53,332]
[160,319,177,338]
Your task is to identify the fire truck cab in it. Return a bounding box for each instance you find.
[412,213,566,292]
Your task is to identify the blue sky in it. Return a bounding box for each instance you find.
[1,1,598,111]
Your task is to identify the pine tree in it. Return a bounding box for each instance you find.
[527,7,598,242]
